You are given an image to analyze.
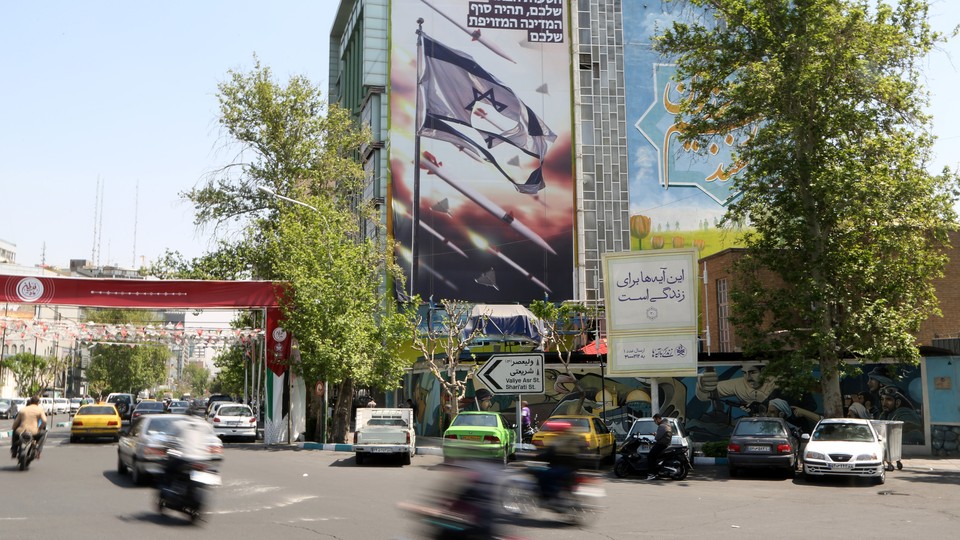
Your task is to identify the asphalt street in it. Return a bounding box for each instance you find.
[1,417,959,540]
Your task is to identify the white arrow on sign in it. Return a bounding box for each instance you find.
[475,354,545,395]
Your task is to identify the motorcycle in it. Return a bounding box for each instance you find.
[613,435,691,480]
[500,463,605,525]
[15,430,44,471]
[521,414,540,444]
[156,459,221,522]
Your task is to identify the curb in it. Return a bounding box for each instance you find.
[297,441,444,456]
[0,430,9,440]
[694,457,728,466]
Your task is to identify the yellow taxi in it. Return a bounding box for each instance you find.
[70,403,122,443]
[531,414,617,463]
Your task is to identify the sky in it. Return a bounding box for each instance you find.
[1,1,958,270]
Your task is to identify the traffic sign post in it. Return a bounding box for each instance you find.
[475,354,545,395]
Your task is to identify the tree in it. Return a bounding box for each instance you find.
[656,0,959,416]
[86,344,167,397]
[409,300,489,419]
[528,300,591,412]
[2,352,48,396]
[182,363,212,397]
[184,58,418,443]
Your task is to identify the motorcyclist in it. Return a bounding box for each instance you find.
[646,414,672,480]
[521,401,533,441]
[536,421,586,504]
[10,396,47,459]
[160,418,213,490]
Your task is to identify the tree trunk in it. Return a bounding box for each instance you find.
[310,392,323,442]
[819,355,843,418]
[331,378,354,443]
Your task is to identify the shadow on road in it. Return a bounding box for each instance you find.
[117,510,197,527]
[896,469,960,486]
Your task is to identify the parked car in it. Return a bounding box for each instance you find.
[801,418,886,484]
[187,398,209,417]
[106,393,137,421]
[531,414,617,463]
[117,414,223,485]
[40,397,55,415]
[131,400,167,421]
[727,416,800,477]
[7,397,27,419]
[209,403,257,442]
[623,416,694,462]
[442,411,517,464]
[70,404,122,443]
[0,398,11,419]
[204,394,234,418]
[69,398,82,415]
[54,397,70,415]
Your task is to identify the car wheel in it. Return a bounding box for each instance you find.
[728,466,738,478]
[355,452,365,465]
[402,452,412,466]
[70,435,78,444]
[874,468,886,485]
[117,455,128,475]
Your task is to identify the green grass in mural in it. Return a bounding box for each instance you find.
[631,227,749,258]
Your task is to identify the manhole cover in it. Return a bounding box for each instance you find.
[877,490,908,496]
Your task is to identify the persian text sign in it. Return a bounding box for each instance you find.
[602,249,698,333]
[607,334,698,376]
[476,354,544,394]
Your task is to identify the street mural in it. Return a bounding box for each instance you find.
[389,0,575,302]
[408,362,924,446]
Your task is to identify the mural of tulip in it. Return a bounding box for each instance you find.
[693,238,706,252]
[651,236,665,249]
[672,236,685,248]
[630,214,651,249]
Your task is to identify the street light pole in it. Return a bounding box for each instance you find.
[258,185,321,213]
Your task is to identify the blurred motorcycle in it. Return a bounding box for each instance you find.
[156,455,221,522]
[500,462,605,525]
[15,430,44,471]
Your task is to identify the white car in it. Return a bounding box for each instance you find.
[623,416,694,463]
[54,397,70,415]
[801,418,886,484]
[209,403,257,442]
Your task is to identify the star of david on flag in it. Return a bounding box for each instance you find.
[417,33,556,193]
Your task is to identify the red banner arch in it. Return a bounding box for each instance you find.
[0,274,290,375]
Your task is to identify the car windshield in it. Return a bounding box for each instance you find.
[170,401,188,407]
[628,420,658,436]
[452,414,498,428]
[219,406,252,417]
[734,420,787,437]
[812,423,875,442]
[144,417,179,435]
[77,406,116,416]
[367,418,408,427]
[541,418,590,432]
[137,402,165,411]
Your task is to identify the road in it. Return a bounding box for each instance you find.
[1,417,959,539]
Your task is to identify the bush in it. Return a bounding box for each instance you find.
[701,440,729,457]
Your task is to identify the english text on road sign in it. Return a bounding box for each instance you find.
[475,354,544,395]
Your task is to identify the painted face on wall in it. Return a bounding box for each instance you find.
[742,366,764,390]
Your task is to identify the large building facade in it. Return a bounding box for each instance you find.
[330,1,960,455]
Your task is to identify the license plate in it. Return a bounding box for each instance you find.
[829,463,853,469]
[190,470,222,486]
[370,447,393,453]
[462,435,481,441]
[747,445,769,452]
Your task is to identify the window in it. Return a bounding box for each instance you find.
[717,278,732,352]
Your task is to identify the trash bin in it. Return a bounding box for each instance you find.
[870,420,904,471]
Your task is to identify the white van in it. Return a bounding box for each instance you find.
[40,397,55,415]
[54,397,70,415]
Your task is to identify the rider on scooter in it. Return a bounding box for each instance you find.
[10,396,47,460]
[646,414,672,480]
[536,421,587,503]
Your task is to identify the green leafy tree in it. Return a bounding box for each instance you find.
[183,57,417,442]
[409,300,488,418]
[210,345,246,397]
[86,344,168,397]
[2,352,48,396]
[656,0,959,416]
[528,300,591,412]
[182,362,212,397]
